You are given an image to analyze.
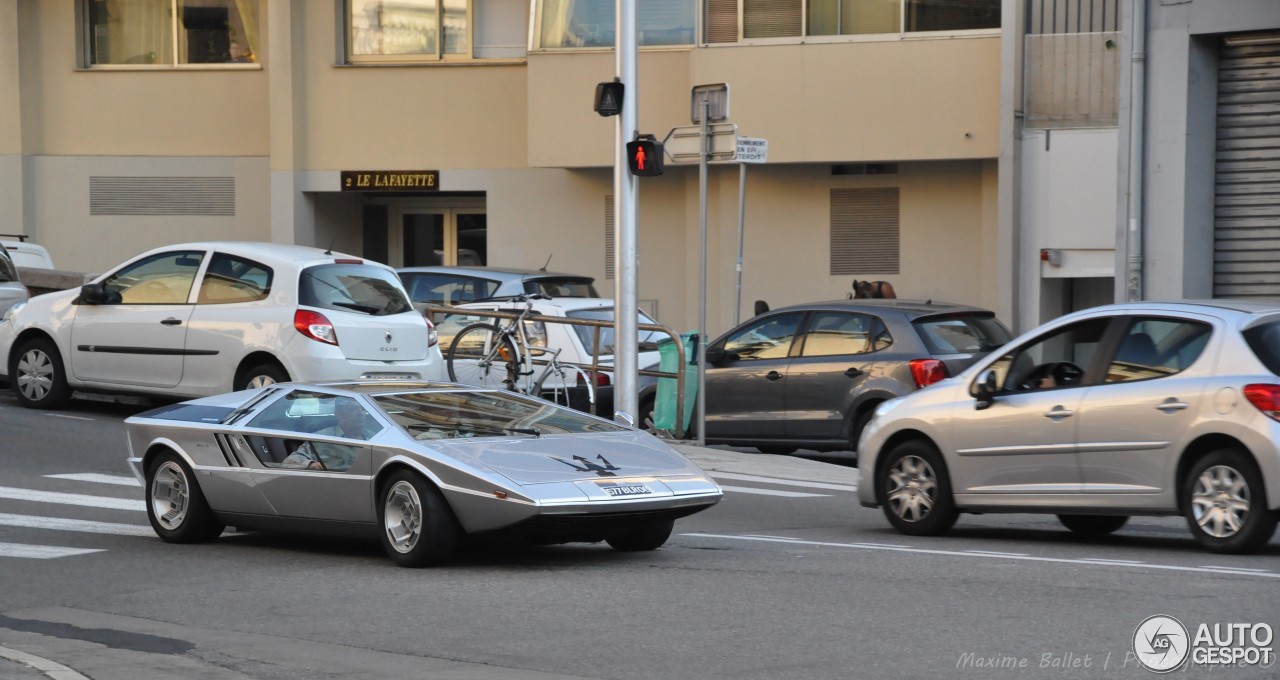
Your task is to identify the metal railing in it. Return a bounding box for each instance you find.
[426,305,690,440]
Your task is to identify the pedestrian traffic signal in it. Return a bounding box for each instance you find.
[626,138,663,177]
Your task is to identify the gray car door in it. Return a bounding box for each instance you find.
[1074,316,1214,496]
[948,317,1113,496]
[243,391,380,522]
[784,311,880,441]
[704,312,805,441]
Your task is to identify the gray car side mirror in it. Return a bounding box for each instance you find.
[974,369,998,410]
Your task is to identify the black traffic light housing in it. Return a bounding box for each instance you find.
[626,135,664,177]
[594,81,624,117]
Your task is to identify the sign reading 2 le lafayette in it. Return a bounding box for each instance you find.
[341,171,439,191]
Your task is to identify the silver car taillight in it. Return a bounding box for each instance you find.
[426,317,438,348]
[1244,384,1280,420]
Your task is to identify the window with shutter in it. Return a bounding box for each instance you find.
[744,0,803,38]
[704,0,740,43]
[830,188,900,275]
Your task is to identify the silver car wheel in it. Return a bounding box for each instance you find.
[384,481,423,554]
[886,455,937,523]
[246,374,277,389]
[150,461,190,531]
[1191,465,1250,538]
[16,348,54,402]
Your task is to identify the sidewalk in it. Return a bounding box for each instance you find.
[671,442,860,487]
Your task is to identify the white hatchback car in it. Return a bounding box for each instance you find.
[1,242,445,409]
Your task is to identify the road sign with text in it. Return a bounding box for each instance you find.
[663,123,739,163]
[736,137,768,164]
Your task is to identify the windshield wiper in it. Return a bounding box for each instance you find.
[504,427,541,438]
[331,301,381,314]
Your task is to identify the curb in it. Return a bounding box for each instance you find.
[0,645,90,680]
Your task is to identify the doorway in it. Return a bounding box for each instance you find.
[388,207,487,268]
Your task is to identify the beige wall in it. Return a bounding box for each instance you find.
[297,9,529,171]
[16,2,268,157]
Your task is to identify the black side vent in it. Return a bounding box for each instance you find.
[90,177,236,216]
[832,163,899,176]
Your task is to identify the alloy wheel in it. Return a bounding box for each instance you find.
[384,481,423,554]
[1191,465,1251,538]
[16,348,54,402]
[150,461,190,531]
[886,455,937,522]
[246,374,277,389]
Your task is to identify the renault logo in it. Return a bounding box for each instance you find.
[385,332,393,344]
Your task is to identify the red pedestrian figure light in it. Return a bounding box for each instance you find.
[626,138,663,177]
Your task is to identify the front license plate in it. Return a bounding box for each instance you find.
[598,483,652,497]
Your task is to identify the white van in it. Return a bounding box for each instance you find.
[1,239,55,269]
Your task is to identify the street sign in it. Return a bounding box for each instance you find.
[736,137,768,164]
[663,123,739,163]
[691,83,730,124]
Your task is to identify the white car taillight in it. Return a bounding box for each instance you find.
[294,309,339,345]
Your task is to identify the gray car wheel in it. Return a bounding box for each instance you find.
[606,519,674,551]
[11,338,71,410]
[1183,450,1277,554]
[378,470,460,567]
[879,440,958,536]
[237,362,289,391]
[146,451,223,543]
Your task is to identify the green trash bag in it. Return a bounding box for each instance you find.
[653,332,698,433]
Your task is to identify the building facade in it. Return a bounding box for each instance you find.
[1,0,1004,337]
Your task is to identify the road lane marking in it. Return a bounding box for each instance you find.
[46,473,141,488]
[744,534,801,540]
[0,542,104,559]
[43,413,94,421]
[708,472,857,492]
[0,513,151,536]
[1200,565,1271,573]
[0,487,144,512]
[0,644,93,680]
[965,549,1029,557]
[1080,558,1145,564]
[680,533,1280,580]
[718,485,830,498]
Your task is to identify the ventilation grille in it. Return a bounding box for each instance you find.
[830,188,900,275]
[705,0,739,43]
[90,177,236,216]
[604,195,615,279]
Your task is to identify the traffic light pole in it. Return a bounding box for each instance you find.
[695,97,709,446]
[613,0,639,426]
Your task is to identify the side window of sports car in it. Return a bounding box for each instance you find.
[103,250,205,305]
[245,391,380,471]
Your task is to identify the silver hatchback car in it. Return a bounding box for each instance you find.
[858,301,1280,554]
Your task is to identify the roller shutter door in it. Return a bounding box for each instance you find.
[1214,39,1280,298]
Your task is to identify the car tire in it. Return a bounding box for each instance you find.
[606,519,675,551]
[146,451,224,543]
[378,470,461,567]
[10,337,72,410]
[1057,514,1129,535]
[237,362,289,391]
[756,446,798,455]
[639,395,656,431]
[1182,449,1278,554]
[878,439,958,536]
[849,407,876,453]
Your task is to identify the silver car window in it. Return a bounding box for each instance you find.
[989,317,1110,392]
[723,312,804,361]
[0,249,17,283]
[103,250,205,305]
[197,253,273,304]
[1104,318,1211,382]
[247,391,382,440]
[798,313,875,357]
[374,390,625,438]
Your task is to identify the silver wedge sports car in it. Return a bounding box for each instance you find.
[125,381,722,567]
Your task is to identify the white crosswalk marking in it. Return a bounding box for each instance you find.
[0,486,145,511]
[0,513,152,537]
[719,485,830,498]
[0,542,104,559]
[46,473,142,487]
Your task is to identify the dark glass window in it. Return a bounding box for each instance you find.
[299,264,413,316]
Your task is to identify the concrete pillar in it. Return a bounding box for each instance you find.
[0,0,25,237]
[997,0,1025,331]
[268,0,313,246]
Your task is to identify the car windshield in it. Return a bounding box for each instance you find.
[567,308,664,355]
[913,313,1011,355]
[299,264,413,316]
[0,251,17,283]
[527,278,599,298]
[374,390,625,439]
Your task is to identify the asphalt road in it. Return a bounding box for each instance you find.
[0,390,1277,680]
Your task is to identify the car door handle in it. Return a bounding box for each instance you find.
[1043,406,1074,420]
[1156,398,1189,413]
[160,318,183,326]
[765,371,783,381]
[844,367,864,378]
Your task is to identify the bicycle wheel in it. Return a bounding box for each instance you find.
[533,363,588,410]
[447,323,521,390]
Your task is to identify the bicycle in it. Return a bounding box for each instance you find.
[444,295,596,409]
